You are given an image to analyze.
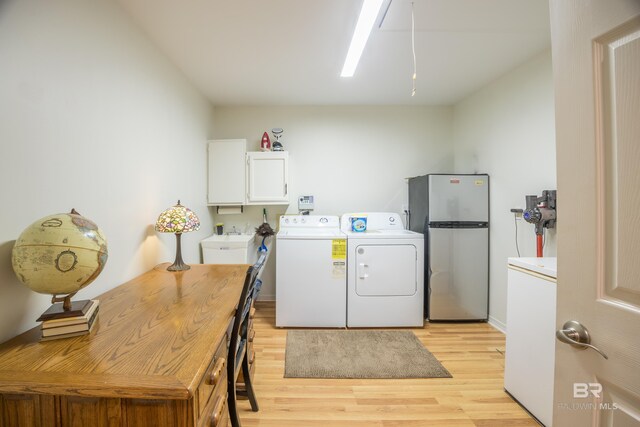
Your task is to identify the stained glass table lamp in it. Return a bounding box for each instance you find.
[155,200,200,271]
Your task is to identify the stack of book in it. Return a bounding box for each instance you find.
[39,300,100,341]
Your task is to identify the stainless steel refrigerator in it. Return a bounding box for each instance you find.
[408,174,489,321]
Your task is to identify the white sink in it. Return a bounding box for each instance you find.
[201,233,258,264]
[203,234,255,243]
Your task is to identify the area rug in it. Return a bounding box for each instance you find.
[284,330,452,379]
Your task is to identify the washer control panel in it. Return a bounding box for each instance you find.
[280,215,339,228]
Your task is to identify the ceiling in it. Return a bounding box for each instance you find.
[115,0,551,106]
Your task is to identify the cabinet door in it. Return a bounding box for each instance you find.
[59,396,122,427]
[0,394,50,427]
[246,152,289,204]
[124,399,191,427]
[207,139,246,205]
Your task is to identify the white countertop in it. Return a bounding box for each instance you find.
[508,257,557,278]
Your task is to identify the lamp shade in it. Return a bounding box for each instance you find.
[155,201,200,271]
[155,200,200,234]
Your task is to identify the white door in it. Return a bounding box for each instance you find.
[550,1,640,425]
[355,245,417,296]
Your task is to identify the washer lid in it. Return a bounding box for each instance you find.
[277,228,346,239]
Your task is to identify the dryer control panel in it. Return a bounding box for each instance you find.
[340,212,404,232]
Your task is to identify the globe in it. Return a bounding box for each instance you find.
[11,209,108,299]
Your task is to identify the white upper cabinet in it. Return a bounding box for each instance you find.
[246,151,289,205]
[207,142,290,206]
[207,139,246,205]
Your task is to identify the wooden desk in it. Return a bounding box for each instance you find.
[0,263,248,427]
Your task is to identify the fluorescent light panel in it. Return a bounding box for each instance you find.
[341,0,384,77]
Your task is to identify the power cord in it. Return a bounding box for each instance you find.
[513,212,521,257]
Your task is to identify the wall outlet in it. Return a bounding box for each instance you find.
[510,208,523,219]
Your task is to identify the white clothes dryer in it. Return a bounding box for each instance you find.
[276,215,347,327]
[340,212,424,327]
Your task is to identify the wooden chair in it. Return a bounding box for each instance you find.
[227,253,266,427]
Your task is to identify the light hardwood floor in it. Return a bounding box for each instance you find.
[235,302,538,427]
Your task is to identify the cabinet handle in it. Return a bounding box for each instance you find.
[210,396,226,427]
[284,183,288,195]
[207,357,226,386]
[358,263,369,280]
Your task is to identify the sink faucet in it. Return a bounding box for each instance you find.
[227,226,241,235]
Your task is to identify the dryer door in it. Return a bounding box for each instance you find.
[355,244,417,296]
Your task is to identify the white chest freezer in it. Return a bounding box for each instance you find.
[505,257,557,427]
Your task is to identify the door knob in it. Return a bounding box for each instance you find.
[556,320,608,360]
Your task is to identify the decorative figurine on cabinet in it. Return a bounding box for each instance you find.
[260,132,271,151]
[271,128,284,151]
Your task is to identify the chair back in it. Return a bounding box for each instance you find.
[227,253,267,426]
[228,253,266,361]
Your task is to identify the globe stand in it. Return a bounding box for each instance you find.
[53,292,77,311]
[36,294,92,322]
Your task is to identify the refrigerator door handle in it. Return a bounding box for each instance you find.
[358,263,369,280]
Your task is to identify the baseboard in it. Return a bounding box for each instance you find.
[253,298,508,331]
[488,316,506,334]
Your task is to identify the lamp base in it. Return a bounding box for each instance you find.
[167,233,190,272]
[167,262,190,272]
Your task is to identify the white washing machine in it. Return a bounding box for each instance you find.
[276,215,347,327]
[340,212,424,327]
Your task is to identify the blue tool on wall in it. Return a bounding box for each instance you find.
[255,208,274,252]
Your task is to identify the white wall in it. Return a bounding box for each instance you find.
[0,0,214,343]
[0,0,554,340]
[452,50,557,330]
[211,106,454,299]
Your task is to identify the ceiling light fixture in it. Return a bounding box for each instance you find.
[411,1,417,96]
[341,0,385,77]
